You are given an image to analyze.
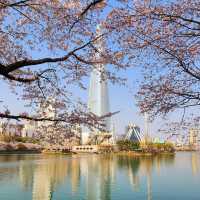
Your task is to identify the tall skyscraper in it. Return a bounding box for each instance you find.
[88,24,111,132]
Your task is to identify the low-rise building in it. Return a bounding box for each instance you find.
[124,123,143,143]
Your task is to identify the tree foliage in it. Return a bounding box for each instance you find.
[117,140,140,151]
[105,0,200,120]
[0,0,128,133]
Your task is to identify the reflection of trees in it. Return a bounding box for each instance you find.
[116,154,175,199]
[117,156,140,173]
[116,155,141,191]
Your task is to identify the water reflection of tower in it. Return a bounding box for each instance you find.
[191,152,200,175]
[71,156,81,193]
[80,155,115,200]
[141,158,152,200]
[19,160,34,190]
[100,155,116,200]
[32,156,68,200]
[147,173,152,200]
[80,156,101,199]
[32,166,51,200]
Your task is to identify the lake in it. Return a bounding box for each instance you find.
[0,152,199,200]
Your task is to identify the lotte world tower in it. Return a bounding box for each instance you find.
[88,24,111,133]
[80,24,113,145]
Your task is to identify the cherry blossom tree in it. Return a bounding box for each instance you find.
[105,0,200,121]
[0,0,128,136]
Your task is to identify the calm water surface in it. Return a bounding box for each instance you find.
[0,152,199,200]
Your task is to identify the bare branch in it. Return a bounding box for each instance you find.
[69,0,104,32]
[2,35,103,74]
[0,0,31,9]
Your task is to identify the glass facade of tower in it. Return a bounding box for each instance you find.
[88,25,111,132]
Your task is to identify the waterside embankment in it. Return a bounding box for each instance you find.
[0,142,42,153]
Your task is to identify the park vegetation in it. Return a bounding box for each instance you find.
[0,134,39,144]
[116,140,140,151]
[117,140,175,154]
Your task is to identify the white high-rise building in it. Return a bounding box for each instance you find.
[81,24,113,145]
[88,24,111,132]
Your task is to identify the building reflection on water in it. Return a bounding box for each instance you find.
[1,153,199,200]
[78,155,116,200]
[32,156,69,200]
[191,152,200,175]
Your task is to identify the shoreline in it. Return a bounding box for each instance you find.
[0,149,198,155]
[0,142,198,155]
[114,151,175,156]
[0,150,41,154]
[0,149,177,155]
